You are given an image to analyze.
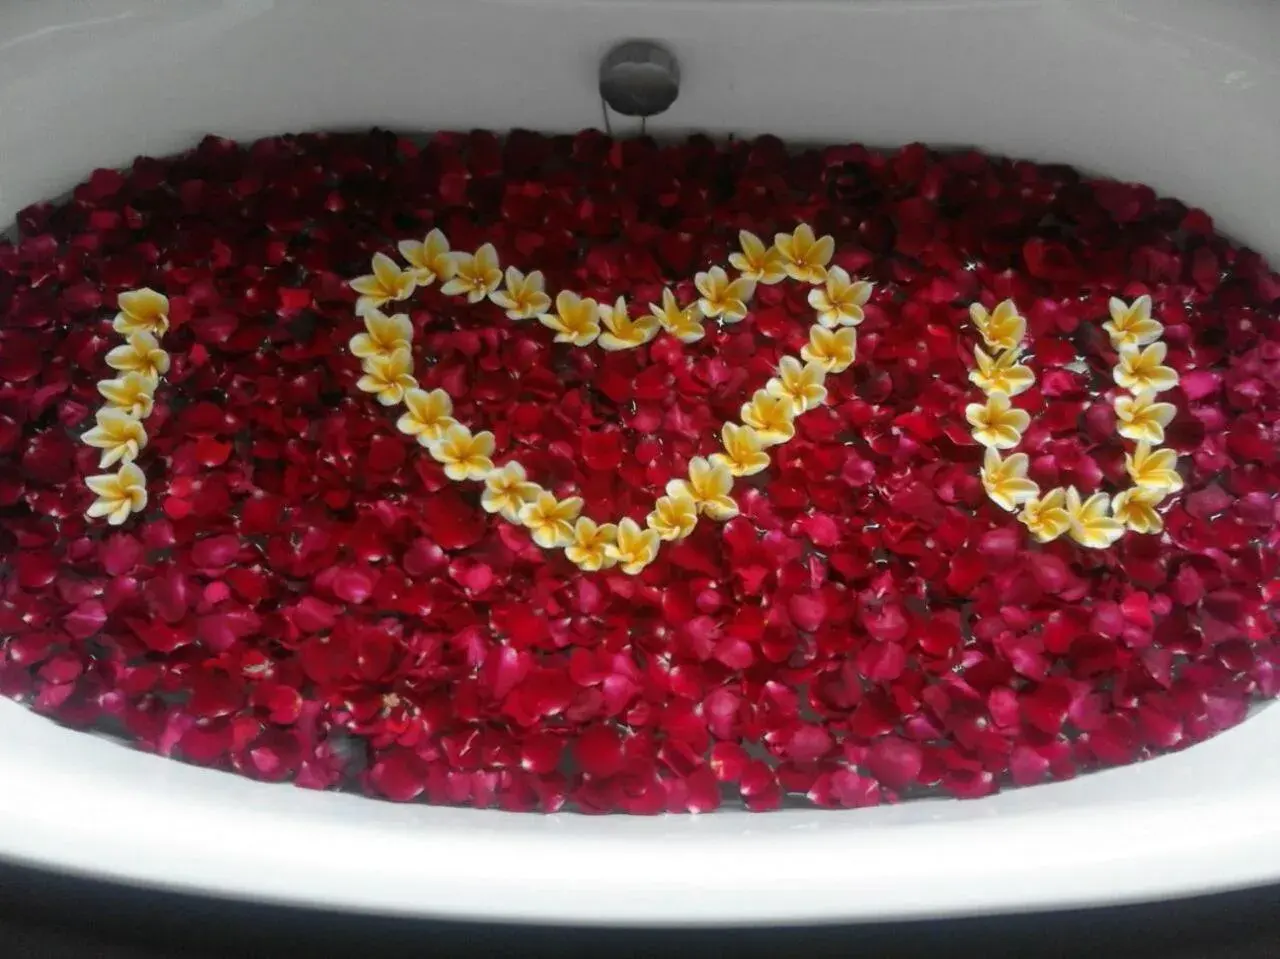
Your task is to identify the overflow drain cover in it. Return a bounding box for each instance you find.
[599,40,680,118]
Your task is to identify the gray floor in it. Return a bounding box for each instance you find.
[1,863,1278,958]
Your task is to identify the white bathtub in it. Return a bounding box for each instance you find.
[1,0,1279,925]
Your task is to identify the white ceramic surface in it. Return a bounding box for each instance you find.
[1,0,1279,926]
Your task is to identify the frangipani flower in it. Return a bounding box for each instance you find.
[349,309,413,360]
[106,332,169,380]
[565,517,619,571]
[740,390,796,445]
[519,492,583,549]
[970,346,1035,397]
[1125,442,1183,493]
[964,392,1031,449]
[598,296,659,351]
[1112,486,1166,534]
[968,300,1026,352]
[490,267,551,320]
[710,423,770,477]
[81,408,147,468]
[727,230,786,285]
[775,224,833,284]
[800,325,856,373]
[351,252,415,315]
[539,291,601,347]
[428,424,495,481]
[980,448,1039,511]
[667,456,738,520]
[97,372,156,419]
[649,289,705,343]
[1114,390,1177,444]
[695,266,755,323]
[1103,295,1163,350]
[646,493,698,541]
[766,356,827,413]
[113,288,170,337]
[605,518,660,575]
[85,462,148,526]
[481,462,541,523]
[1064,486,1125,549]
[809,268,873,328]
[441,243,503,303]
[1018,487,1071,543]
[1115,342,1178,394]
[356,348,417,405]
[396,388,456,443]
[398,229,456,287]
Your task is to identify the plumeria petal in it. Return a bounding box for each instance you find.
[604,518,659,575]
[114,288,170,337]
[84,462,148,525]
[1064,486,1125,548]
[428,423,495,481]
[650,289,705,343]
[728,230,786,284]
[775,223,833,284]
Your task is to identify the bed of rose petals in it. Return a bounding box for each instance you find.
[1,130,1279,813]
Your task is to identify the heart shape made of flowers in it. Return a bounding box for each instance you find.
[342,224,870,575]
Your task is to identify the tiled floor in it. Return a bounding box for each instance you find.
[1,863,1279,958]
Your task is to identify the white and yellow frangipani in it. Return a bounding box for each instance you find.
[350,252,416,315]
[766,357,827,413]
[97,372,156,420]
[740,389,797,446]
[667,456,738,521]
[396,387,456,443]
[565,517,619,572]
[85,462,149,526]
[106,331,169,381]
[809,268,873,328]
[694,266,755,323]
[1125,442,1183,493]
[81,408,148,468]
[981,449,1040,512]
[728,230,786,285]
[967,295,1181,544]
[964,392,1030,450]
[1103,295,1163,351]
[398,229,456,287]
[1063,487,1125,549]
[84,288,172,525]
[970,346,1035,397]
[1114,390,1177,444]
[605,518,660,575]
[428,424,496,481]
[356,348,418,405]
[710,423,770,477]
[598,296,660,351]
[490,267,552,320]
[539,291,601,347]
[1112,486,1166,534]
[340,224,865,570]
[441,243,503,303]
[113,288,170,337]
[1018,487,1072,543]
[519,492,583,549]
[1115,341,1178,394]
[775,224,834,285]
[646,493,699,541]
[649,289,705,343]
[801,325,857,374]
[349,309,413,360]
[969,300,1026,352]
[481,462,541,523]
